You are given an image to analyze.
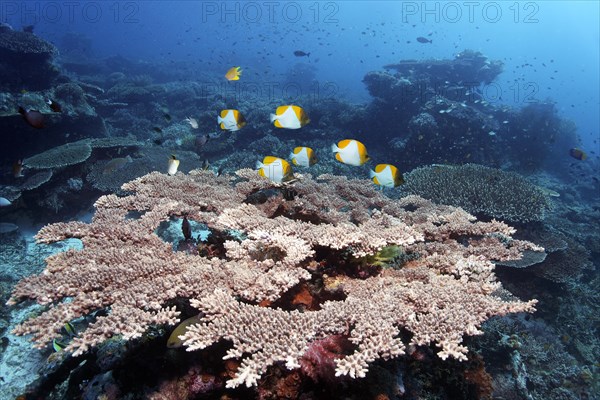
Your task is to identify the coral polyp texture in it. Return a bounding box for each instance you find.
[8,169,540,388]
[401,163,552,222]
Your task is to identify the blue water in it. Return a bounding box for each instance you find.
[1,2,599,399]
[4,1,598,150]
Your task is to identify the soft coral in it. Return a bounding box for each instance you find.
[299,334,354,383]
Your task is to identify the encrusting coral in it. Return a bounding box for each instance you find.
[7,169,541,388]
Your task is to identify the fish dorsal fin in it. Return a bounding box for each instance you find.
[375,164,388,173]
[338,139,352,149]
[262,156,280,165]
[276,105,290,115]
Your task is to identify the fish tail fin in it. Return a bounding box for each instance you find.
[217,116,223,124]
[369,169,377,179]
[331,143,340,153]
[255,160,264,170]
[269,113,278,123]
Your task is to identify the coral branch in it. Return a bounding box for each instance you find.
[8,169,539,386]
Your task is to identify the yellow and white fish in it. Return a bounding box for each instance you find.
[331,139,369,166]
[369,164,404,188]
[289,146,317,167]
[256,156,293,183]
[167,155,180,176]
[270,105,310,129]
[225,66,242,81]
[218,109,246,131]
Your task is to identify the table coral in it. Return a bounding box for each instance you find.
[8,169,539,388]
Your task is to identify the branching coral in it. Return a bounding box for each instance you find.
[8,169,539,388]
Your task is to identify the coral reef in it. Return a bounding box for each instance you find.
[532,238,592,282]
[8,169,538,389]
[475,315,597,400]
[362,51,575,173]
[19,170,53,191]
[86,147,202,194]
[383,50,503,85]
[0,41,596,399]
[400,164,552,222]
[52,82,96,116]
[105,80,165,103]
[23,141,93,170]
[0,24,59,90]
[0,88,108,167]
[0,137,145,220]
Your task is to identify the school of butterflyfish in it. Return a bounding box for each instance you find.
[166,67,404,189]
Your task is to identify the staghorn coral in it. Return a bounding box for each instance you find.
[401,164,552,222]
[8,169,539,388]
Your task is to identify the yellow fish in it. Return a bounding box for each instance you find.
[289,146,317,167]
[218,109,246,131]
[167,155,180,176]
[369,164,404,188]
[225,66,242,81]
[256,156,293,183]
[270,105,310,129]
[167,316,200,348]
[332,139,369,166]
